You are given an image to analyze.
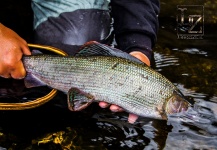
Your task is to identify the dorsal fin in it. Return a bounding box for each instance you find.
[76,41,143,64]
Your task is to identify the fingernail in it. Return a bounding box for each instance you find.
[110,105,123,112]
[128,114,138,124]
[111,108,119,112]
[17,76,25,79]
[99,102,109,108]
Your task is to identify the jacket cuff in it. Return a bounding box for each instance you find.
[116,32,153,61]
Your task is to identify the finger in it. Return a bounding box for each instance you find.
[130,51,150,66]
[99,102,110,108]
[0,67,11,78]
[110,105,124,112]
[10,61,26,79]
[128,114,139,124]
[21,44,31,55]
[18,38,31,55]
[0,73,11,78]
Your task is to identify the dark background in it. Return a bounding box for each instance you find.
[0,1,33,42]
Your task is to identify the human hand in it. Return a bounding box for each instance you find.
[99,51,150,123]
[0,23,31,79]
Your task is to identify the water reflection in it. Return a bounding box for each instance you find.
[173,48,208,56]
[1,16,217,150]
[154,52,180,71]
[0,46,217,149]
[167,107,217,149]
[153,44,217,149]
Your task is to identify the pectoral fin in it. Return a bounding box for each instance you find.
[67,88,94,111]
[156,105,167,120]
[24,73,47,88]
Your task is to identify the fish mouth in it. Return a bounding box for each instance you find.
[177,100,189,112]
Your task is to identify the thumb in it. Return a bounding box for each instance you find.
[21,43,31,56]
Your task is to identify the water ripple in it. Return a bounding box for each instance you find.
[154,52,180,71]
[173,48,208,56]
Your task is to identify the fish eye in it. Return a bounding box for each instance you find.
[172,97,176,103]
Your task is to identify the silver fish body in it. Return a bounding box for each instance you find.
[23,55,189,119]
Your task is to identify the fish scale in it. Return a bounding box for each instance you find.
[23,54,189,119]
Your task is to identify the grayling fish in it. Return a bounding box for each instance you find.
[23,41,190,119]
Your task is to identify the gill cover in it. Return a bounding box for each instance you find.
[165,90,190,114]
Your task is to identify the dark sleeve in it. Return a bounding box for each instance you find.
[110,0,160,60]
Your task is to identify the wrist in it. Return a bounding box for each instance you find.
[130,51,150,66]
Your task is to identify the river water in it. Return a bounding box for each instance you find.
[0,1,217,150]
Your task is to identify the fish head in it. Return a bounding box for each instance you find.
[165,90,190,114]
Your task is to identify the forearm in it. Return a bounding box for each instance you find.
[110,0,160,61]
